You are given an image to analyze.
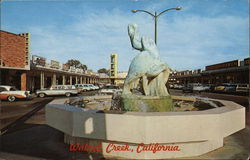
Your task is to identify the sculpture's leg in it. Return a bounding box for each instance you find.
[162,68,170,84]
[122,78,140,95]
[122,82,132,95]
[161,69,170,95]
[142,75,149,96]
[132,79,140,89]
[148,70,170,96]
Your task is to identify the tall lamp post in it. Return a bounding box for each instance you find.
[131,7,181,45]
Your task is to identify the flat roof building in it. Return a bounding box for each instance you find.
[170,58,249,85]
[0,30,30,90]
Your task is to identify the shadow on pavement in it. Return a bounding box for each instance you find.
[0,124,104,160]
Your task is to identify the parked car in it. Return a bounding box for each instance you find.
[182,84,193,93]
[99,85,122,94]
[224,84,237,93]
[208,84,216,92]
[169,84,174,89]
[75,84,99,92]
[90,84,99,90]
[214,83,237,93]
[36,85,78,98]
[192,84,210,92]
[0,85,31,102]
[214,84,227,92]
[236,84,249,93]
[173,84,184,89]
[75,84,90,92]
[97,84,105,89]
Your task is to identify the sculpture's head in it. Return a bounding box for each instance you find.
[128,23,138,37]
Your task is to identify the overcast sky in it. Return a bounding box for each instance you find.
[1,0,249,72]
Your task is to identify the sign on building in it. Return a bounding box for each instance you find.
[76,68,83,73]
[70,66,76,72]
[51,60,60,69]
[32,55,46,66]
[205,60,239,71]
[62,64,70,71]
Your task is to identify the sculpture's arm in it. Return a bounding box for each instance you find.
[128,24,143,51]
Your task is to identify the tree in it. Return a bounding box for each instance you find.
[80,64,87,71]
[66,59,87,71]
[98,68,109,74]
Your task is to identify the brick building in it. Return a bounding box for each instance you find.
[0,30,110,92]
[0,30,30,90]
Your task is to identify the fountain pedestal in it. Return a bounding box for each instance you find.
[121,95,173,112]
[46,96,245,159]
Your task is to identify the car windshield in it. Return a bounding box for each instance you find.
[0,87,7,92]
[9,87,17,91]
[239,85,247,87]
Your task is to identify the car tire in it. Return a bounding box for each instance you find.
[38,93,46,98]
[7,96,16,102]
[65,92,71,97]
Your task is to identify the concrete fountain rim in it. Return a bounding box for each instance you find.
[47,95,243,116]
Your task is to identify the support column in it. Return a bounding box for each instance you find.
[70,76,72,85]
[40,71,44,89]
[21,72,27,91]
[62,75,66,85]
[75,76,78,84]
[84,77,87,83]
[80,77,83,84]
[52,74,57,85]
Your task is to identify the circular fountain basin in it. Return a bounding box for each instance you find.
[46,96,245,159]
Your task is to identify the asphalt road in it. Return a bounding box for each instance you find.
[0,90,99,135]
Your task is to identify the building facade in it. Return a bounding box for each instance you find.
[0,31,30,90]
[170,58,250,85]
[0,30,110,92]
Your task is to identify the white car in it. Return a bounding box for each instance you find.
[193,84,210,92]
[93,85,100,90]
[0,85,31,102]
[36,85,78,98]
[236,84,249,93]
[87,84,99,90]
[99,85,122,94]
[173,84,184,89]
[75,84,99,92]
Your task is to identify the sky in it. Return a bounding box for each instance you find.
[1,0,249,72]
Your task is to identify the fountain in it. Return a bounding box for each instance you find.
[45,24,245,159]
[121,23,172,112]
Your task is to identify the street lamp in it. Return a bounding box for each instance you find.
[131,7,182,45]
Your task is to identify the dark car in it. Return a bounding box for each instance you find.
[182,84,193,93]
[224,84,237,93]
[214,83,237,93]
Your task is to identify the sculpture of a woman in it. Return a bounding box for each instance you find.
[123,23,170,96]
